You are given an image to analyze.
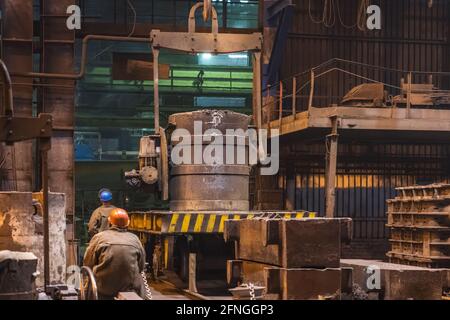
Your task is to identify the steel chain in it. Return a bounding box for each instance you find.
[141,271,153,300]
[249,282,256,301]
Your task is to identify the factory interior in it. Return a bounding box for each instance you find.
[1,0,450,303]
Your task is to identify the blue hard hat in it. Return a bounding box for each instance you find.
[99,190,112,202]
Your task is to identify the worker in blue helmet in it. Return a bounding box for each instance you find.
[87,188,117,238]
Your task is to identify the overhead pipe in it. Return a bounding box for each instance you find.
[0,59,14,116]
[11,35,150,80]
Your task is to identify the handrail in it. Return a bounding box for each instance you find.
[263,57,450,94]
[263,65,450,124]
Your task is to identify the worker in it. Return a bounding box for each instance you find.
[87,188,116,237]
[193,69,205,93]
[83,208,146,300]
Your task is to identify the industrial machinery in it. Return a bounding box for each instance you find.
[0,251,39,300]
[124,2,317,295]
[125,134,165,192]
[0,60,77,300]
[340,80,450,109]
[0,59,54,296]
[386,183,450,268]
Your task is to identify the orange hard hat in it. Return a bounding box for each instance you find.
[108,208,130,228]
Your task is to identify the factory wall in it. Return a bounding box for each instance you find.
[279,141,450,259]
[270,0,450,259]
[0,1,76,258]
[280,0,450,109]
[0,192,67,287]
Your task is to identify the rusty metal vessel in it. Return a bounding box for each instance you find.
[168,110,251,211]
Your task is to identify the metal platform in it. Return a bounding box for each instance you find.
[266,105,450,218]
[267,106,450,143]
[129,210,316,234]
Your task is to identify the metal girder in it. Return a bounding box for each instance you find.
[267,106,450,139]
[129,211,316,234]
[78,23,260,37]
[325,116,339,218]
[0,0,34,192]
[0,114,52,143]
[150,2,263,130]
[150,2,262,54]
[151,30,262,54]
[39,0,76,253]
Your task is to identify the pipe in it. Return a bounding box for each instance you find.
[252,51,262,130]
[10,35,150,80]
[152,48,160,132]
[0,59,14,116]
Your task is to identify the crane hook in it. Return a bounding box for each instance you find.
[203,0,212,22]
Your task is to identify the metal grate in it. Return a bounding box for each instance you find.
[280,142,450,240]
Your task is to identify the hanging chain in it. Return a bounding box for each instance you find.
[141,271,153,300]
[249,282,256,301]
[153,244,161,280]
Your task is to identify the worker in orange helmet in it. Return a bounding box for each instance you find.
[83,208,147,300]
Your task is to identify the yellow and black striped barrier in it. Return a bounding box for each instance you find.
[129,211,316,234]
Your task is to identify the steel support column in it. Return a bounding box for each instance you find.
[325,116,339,218]
[285,173,296,211]
[0,0,34,191]
[252,51,262,129]
[152,48,160,132]
[39,0,76,257]
[188,253,198,293]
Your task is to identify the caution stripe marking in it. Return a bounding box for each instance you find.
[206,214,216,233]
[193,214,204,232]
[162,211,317,233]
[168,213,179,233]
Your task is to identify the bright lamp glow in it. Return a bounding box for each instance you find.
[228,54,247,59]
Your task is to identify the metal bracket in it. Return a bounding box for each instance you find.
[0,113,52,144]
[150,3,262,54]
[151,30,262,54]
[149,2,263,132]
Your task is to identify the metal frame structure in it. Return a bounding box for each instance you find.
[129,210,316,234]
[129,2,264,294]
[150,2,263,132]
[0,59,53,290]
[268,104,450,219]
